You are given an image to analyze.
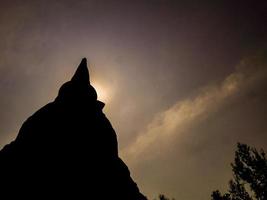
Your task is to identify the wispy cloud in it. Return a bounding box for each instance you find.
[122,53,267,165]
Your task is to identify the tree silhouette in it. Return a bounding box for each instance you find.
[211,143,267,200]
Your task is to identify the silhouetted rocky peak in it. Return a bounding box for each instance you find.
[57,58,98,105]
[71,58,90,83]
[0,58,147,200]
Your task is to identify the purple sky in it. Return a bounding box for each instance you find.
[0,1,267,199]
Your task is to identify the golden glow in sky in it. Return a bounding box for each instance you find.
[92,81,110,103]
[0,1,266,199]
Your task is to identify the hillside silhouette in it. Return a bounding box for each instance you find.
[0,58,147,199]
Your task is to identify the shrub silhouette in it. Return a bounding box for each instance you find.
[153,194,175,200]
[159,194,175,200]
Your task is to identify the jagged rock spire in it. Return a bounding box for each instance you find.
[71,58,90,84]
[0,57,147,199]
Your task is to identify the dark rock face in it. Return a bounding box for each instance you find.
[0,58,147,199]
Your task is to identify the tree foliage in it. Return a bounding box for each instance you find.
[211,143,267,200]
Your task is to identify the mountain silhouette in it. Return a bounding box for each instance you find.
[0,58,147,199]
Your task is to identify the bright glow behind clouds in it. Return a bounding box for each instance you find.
[0,1,267,200]
[92,81,111,103]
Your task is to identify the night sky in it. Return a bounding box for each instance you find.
[0,0,267,199]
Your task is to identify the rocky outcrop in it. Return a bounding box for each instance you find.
[0,58,147,199]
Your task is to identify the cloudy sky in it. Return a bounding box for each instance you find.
[0,0,267,199]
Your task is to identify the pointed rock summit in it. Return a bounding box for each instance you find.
[0,58,147,199]
[71,58,90,83]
